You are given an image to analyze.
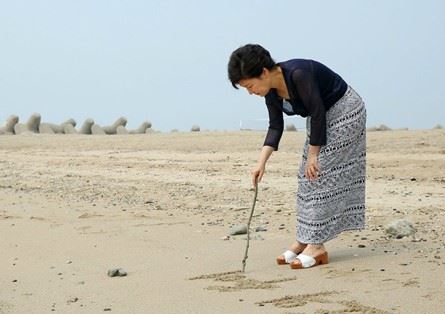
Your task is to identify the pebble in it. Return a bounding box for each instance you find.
[242,234,264,240]
[385,219,416,238]
[229,224,248,235]
[107,268,127,277]
[255,226,268,232]
[67,297,79,304]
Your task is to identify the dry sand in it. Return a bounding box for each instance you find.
[0,130,444,313]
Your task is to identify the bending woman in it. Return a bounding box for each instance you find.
[227,44,366,269]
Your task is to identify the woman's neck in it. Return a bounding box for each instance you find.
[270,66,289,99]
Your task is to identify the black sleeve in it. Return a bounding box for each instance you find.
[263,98,284,151]
[291,67,327,146]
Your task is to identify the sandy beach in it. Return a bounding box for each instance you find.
[0,129,444,313]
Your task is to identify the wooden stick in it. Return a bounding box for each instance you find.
[242,183,258,272]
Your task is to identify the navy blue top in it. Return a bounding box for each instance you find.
[263,59,347,149]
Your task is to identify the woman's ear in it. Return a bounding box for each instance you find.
[261,68,269,79]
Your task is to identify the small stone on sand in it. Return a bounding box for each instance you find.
[107,268,127,277]
[229,224,247,235]
[255,226,267,232]
[385,219,416,238]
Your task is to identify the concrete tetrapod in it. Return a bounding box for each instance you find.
[14,113,41,135]
[129,121,151,134]
[0,115,19,135]
[63,123,77,134]
[116,125,129,135]
[39,119,77,134]
[79,119,95,134]
[91,124,106,135]
[102,117,127,135]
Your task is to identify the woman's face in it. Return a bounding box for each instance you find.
[238,69,271,97]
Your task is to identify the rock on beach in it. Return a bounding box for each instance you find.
[385,219,416,238]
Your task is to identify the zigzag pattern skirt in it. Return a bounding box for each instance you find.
[296,86,366,244]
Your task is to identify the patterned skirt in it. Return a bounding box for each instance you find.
[296,86,366,244]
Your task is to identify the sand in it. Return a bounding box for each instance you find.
[0,130,444,313]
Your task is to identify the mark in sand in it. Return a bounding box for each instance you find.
[255,292,391,313]
[189,270,297,292]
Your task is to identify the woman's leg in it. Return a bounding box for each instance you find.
[289,240,307,253]
[276,240,308,264]
[289,243,329,269]
[300,243,326,256]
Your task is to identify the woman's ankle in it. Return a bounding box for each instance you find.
[307,243,325,249]
[290,241,307,252]
[302,244,326,254]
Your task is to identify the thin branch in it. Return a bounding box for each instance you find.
[242,183,258,272]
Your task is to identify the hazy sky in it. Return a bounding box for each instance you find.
[1,0,444,131]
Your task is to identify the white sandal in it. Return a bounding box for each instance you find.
[290,252,329,269]
[276,250,298,265]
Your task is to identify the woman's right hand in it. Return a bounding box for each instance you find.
[251,163,265,187]
[252,145,274,187]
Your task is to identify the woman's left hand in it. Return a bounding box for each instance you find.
[305,155,320,180]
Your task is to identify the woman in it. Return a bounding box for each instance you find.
[227,44,366,269]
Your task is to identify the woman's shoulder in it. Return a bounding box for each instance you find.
[281,58,339,75]
[279,58,315,69]
[279,59,316,82]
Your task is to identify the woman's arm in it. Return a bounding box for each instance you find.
[251,145,274,186]
[291,65,326,180]
[291,67,327,146]
[306,144,321,180]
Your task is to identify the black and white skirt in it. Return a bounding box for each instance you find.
[296,86,366,244]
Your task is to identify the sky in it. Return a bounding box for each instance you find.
[1,0,444,131]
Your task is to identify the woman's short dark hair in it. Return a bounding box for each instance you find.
[228,44,276,89]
